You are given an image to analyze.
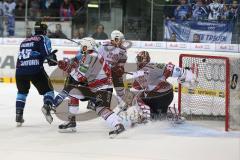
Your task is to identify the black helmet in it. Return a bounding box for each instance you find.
[34,20,48,35]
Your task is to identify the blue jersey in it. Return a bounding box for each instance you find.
[174,5,191,20]
[192,5,208,20]
[16,35,52,75]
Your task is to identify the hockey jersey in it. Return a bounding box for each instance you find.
[129,63,183,93]
[70,48,112,91]
[208,2,224,20]
[98,40,127,68]
[192,5,208,20]
[16,35,52,75]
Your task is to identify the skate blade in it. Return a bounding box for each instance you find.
[174,118,186,124]
[41,107,53,124]
[16,122,23,127]
[109,129,125,139]
[58,128,77,133]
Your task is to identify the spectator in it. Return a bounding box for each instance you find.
[0,0,4,37]
[72,29,79,39]
[3,0,16,37]
[163,0,178,19]
[48,23,67,38]
[224,0,233,4]
[40,0,61,17]
[192,33,201,42]
[222,4,231,20]
[60,0,75,21]
[208,0,224,20]
[92,24,108,40]
[170,32,177,42]
[72,26,87,39]
[78,26,87,39]
[72,0,88,28]
[192,0,209,20]
[29,0,41,20]
[174,0,192,20]
[228,0,239,20]
[26,27,32,38]
[15,0,25,18]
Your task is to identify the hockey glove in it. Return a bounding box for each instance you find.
[47,53,57,66]
[77,76,87,83]
[58,58,79,73]
[46,49,58,66]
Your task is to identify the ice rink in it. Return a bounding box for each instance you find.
[0,83,240,160]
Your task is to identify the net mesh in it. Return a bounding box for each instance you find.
[180,56,227,119]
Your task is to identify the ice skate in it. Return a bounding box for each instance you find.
[41,104,54,124]
[109,123,125,138]
[174,116,186,124]
[58,115,77,133]
[16,111,24,127]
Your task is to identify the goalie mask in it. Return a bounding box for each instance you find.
[111,30,124,47]
[80,37,96,54]
[136,51,150,69]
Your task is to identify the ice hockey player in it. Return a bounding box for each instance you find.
[125,51,196,123]
[53,37,125,136]
[15,20,57,126]
[98,30,128,103]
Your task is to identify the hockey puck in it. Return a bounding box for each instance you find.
[202,58,206,62]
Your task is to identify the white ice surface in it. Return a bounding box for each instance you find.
[0,83,240,160]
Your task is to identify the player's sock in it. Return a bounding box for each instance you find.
[16,93,27,127]
[53,90,68,108]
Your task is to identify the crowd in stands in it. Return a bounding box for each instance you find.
[164,0,239,21]
[0,0,239,40]
[0,0,89,37]
[47,23,108,40]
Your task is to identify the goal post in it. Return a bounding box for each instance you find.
[178,54,240,131]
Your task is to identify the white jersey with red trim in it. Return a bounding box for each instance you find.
[70,50,112,91]
[130,62,183,93]
[98,40,127,68]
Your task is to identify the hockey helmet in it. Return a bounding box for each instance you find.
[34,20,48,35]
[136,51,150,69]
[80,37,96,52]
[111,30,124,46]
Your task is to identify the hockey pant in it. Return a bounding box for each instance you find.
[140,89,174,115]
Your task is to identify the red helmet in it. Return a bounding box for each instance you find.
[136,51,150,69]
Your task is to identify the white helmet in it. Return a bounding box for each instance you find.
[111,30,124,41]
[80,37,96,51]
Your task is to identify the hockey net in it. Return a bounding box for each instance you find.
[178,54,240,131]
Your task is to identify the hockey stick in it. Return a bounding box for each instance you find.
[65,37,81,45]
